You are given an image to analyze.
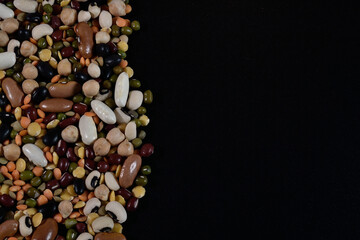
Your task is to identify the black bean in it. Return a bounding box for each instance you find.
[0,112,15,124]
[100,66,112,79]
[73,178,85,195]
[25,13,42,23]
[42,127,61,146]
[94,43,110,57]
[0,124,11,143]
[38,201,58,218]
[75,72,89,83]
[0,93,9,107]
[103,54,122,68]
[37,61,55,80]
[31,87,49,105]
[17,29,31,42]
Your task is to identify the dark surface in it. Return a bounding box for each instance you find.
[123,0,360,240]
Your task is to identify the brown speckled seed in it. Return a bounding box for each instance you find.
[119,154,142,188]
[22,63,38,79]
[93,138,111,156]
[0,220,19,240]
[49,81,81,98]
[2,77,24,107]
[31,218,58,240]
[3,143,21,161]
[39,98,73,113]
[22,79,39,94]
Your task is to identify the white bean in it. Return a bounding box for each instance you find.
[114,72,129,107]
[95,31,110,44]
[0,3,14,19]
[88,4,100,18]
[78,10,91,22]
[91,100,116,124]
[22,144,47,167]
[0,52,16,70]
[32,24,53,40]
[126,90,143,110]
[13,0,38,13]
[87,63,101,78]
[99,10,112,29]
[114,108,131,124]
[79,115,97,145]
[125,121,137,141]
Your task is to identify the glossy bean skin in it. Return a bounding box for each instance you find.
[59,116,79,129]
[75,22,94,59]
[43,113,57,125]
[37,61,55,80]
[55,139,67,157]
[0,123,11,143]
[17,28,31,42]
[59,172,74,187]
[37,201,58,218]
[51,16,61,29]
[24,106,37,121]
[126,197,139,212]
[94,43,110,57]
[73,178,85,195]
[58,158,70,172]
[43,127,61,146]
[32,86,49,105]
[52,30,63,42]
[73,103,87,115]
[97,161,109,173]
[0,112,15,124]
[31,218,58,240]
[85,159,96,171]
[75,72,89,83]
[85,146,95,160]
[0,194,15,207]
[108,154,122,165]
[0,207,8,223]
[66,147,77,162]
[0,220,19,240]
[46,179,60,191]
[103,54,121,68]
[25,13,42,22]
[75,222,86,233]
[140,143,154,157]
[115,188,132,200]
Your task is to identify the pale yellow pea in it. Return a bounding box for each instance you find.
[115,195,126,206]
[14,107,22,120]
[74,201,85,209]
[113,223,123,233]
[132,186,146,198]
[53,152,59,165]
[16,158,26,172]
[60,0,71,7]
[72,167,85,178]
[66,185,77,196]
[27,122,41,137]
[117,41,128,52]
[23,208,37,216]
[115,165,121,178]
[139,115,150,126]
[46,119,60,129]
[100,173,105,184]
[109,190,115,202]
[39,49,52,62]
[14,210,24,221]
[35,139,46,149]
[0,184,9,195]
[86,213,99,225]
[46,35,53,47]
[0,70,5,80]
[124,67,134,78]
[60,189,73,200]
[78,147,85,159]
[32,213,43,227]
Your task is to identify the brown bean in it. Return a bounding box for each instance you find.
[94,233,126,240]
[49,81,81,98]
[31,218,58,240]
[39,98,73,112]
[119,154,142,188]
[0,220,19,240]
[2,77,24,107]
[75,22,94,59]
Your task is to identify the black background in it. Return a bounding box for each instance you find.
[122,0,360,239]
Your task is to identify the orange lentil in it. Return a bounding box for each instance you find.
[51,75,61,83]
[116,18,128,27]
[39,123,46,128]
[125,4,132,14]
[93,116,100,124]
[79,191,88,202]
[16,204,28,210]
[43,189,53,200]
[6,162,16,172]
[5,104,11,112]
[84,112,96,117]
[24,95,31,104]
[110,165,117,171]
[88,191,95,199]
[78,159,85,168]
[69,212,80,219]
[17,190,24,201]
[30,38,37,44]
[66,37,74,42]
[12,170,20,180]
[14,180,25,186]
[54,213,63,223]
[85,58,91,66]
[43,146,50,152]
[32,166,44,177]
[20,117,31,128]
[37,109,45,118]
[45,151,53,162]
[19,130,28,136]
[4,172,13,180]
[0,166,8,174]
[120,60,128,68]
[35,118,44,124]
[21,104,32,110]
[37,195,48,206]
[15,134,22,146]
[9,186,21,192]
[54,168,62,180]
[8,237,18,240]
[22,184,32,192]
[32,60,38,66]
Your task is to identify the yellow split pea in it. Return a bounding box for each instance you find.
[27,122,41,137]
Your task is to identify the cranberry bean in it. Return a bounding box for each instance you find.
[24,106,37,121]
[71,0,80,10]
[43,113,57,124]
[60,47,75,58]
[85,159,96,171]
[58,158,70,172]
[0,194,15,207]
[108,154,122,165]
[73,103,87,115]
[76,222,86,233]
[126,197,139,212]
[115,188,132,200]
[140,143,155,157]
[51,30,63,42]
[46,179,61,191]
[55,139,67,157]
[97,161,109,173]
[59,116,79,128]
[60,172,74,187]
[85,146,95,160]
[107,42,118,53]
[66,147,77,162]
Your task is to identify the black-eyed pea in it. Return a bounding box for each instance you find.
[85,170,101,190]
[19,215,33,237]
[105,201,127,224]
[83,198,101,216]
[91,216,114,233]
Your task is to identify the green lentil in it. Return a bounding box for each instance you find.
[121,26,133,35]
[53,42,64,50]
[57,113,67,121]
[27,187,40,199]
[43,4,53,14]
[72,94,84,103]
[30,177,42,187]
[13,63,23,72]
[10,129,17,139]
[0,173,4,183]
[130,79,141,88]
[131,20,141,31]
[66,229,78,240]
[141,165,151,175]
[97,132,106,139]
[65,219,77,229]
[102,80,112,89]
[111,25,120,37]
[135,175,148,186]
[20,170,34,181]
[132,138,142,148]
[137,106,146,115]
[113,66,122,75]
[25,198,37,208]
[23,58,32,64]
[68,162,78,173]
[43,14,51,24]
[117,50,126,59]
[41,170,53,182]
[37,38,48,49]
[0,47,5,53]
[83,97,92,105]
[144,90,153,104]
[6,68,14,77]
[67,74,75,81]
[109,74,118,83]
[13,73,24,83]
[138,130,146,140]
[5,1,14,9]
[104,98,116,109]
[72,62,82,72]
[22,135,36,144]
[134,119,141,128]
[71,40,78,49]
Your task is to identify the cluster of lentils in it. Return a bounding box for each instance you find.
[0,0,154,239]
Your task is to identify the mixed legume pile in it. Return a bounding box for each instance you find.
[0,0,154,239]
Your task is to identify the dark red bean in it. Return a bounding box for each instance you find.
[59,172,74,187]
[51,15,61,29]
[108,154,122,165]
[115,188,132,200]
[71,0,80,10]
[85,146,95,160]
[58,116,78,128]
[97,161,109,173]
[60,47,75,58]
[75,222,86,233]
[0,194,15,207]
[51,30,63,42]
[55,139,67,157]
[24,106,37,121]
[43,113,57,124]
[55,236,65,240]
[73,103,87,115]
[107,42,118,53]
[126,197,139,212]
[58,158,70,172]
[104,124,116,132]
[46,179,60,191]
[85,159,96,171]
[140,143,154,157]
[66,148,77,162]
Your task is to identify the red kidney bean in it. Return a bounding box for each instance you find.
[115,188,132,200]
[140,143,155,157]
[58,158,70,172]
[66,147,77,162]
[55,139,67,157]
[97,161,109,173]
[104,124,116,132]
[51,15,61,29]
[75,222,86,233]
[85,159,96,171]
[73,103,87,115]
[85,146,95,160]
[108,154,122,165]
[59,172,74,187]
[71,0,80,10]
[59,116,78,128]
[43,113,57,124]
[0,194,15,207]
[24,106,37,121]
[46,179,60,191]
[107,42,118,53]
[51,30,63,42]
[60,47,75,58]
[126,197,139,212]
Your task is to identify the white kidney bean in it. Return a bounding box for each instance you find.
[32,24,53,40]
[13,0,38,13]
[114,72,129,107]
[126,90,144,110]
[22,144,47,167]
[0,52,16,70]
[90,100,116,124]
[79,115,97,145]
[125,121,137,141]
[114,108,131,124]
[0,3,14,19]
[99,10,112,29]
